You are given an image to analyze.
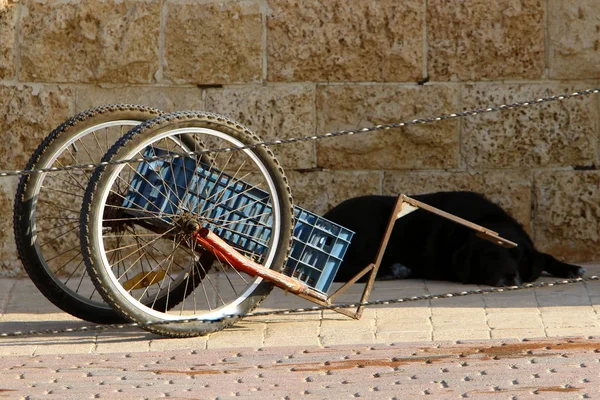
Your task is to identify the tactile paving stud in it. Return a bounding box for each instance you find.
[2,337,600,397]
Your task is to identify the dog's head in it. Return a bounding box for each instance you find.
[452,235,526,287]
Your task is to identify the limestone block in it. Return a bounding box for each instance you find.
[20,0,160,83]
[0,179,20,276]
[0,85,73,171]
[0,1,17,80]
[267,0,423,82]
[75,86,204,113]
[315,85,459,170]
[205,85,315,169]
[427,0,545,81]
[383,171,488,196]
[548,0,600,79]
[285,170,381,216]
[0,85,73,276]
[461,84,598,169]
[482,172,533,231]
[534,171,600,262]
[382,170,532,232]
[164,1,262,84]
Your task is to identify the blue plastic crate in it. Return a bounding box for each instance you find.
[283,208,354,293]
[122,147,354,294]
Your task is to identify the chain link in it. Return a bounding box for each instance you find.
[1,88,598,178]
[2,275,598,338]
[1,87,599,338]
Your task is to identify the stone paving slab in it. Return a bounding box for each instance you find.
[0,265,599,356]
[0,265,599,397]
[0,336,599,399]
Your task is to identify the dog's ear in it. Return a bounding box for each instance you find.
[452,240,473,284]
[511,245,545,283]
[512,246,536,282]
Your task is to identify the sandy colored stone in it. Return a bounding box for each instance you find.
[20,0,160,83]
[383,171,488,196]
[534,171,600,263]
[0,179,20,277]
[0,1,17,80]
[486,312,544,329]
[461,84,598,169]
[75,86,204,113]
[427,0,544,81]
[286,170,381,216]
[316,85,459,170]
[548,0,600,79]
[164,1,262,85]
[206,322,267,349]
[433,330,491,341]
[490,328,546,339]
[267,0,424,82]
[374,331,432,342]
[382,170,533,232]
[205,85,315,169]
[0,85,74,171]
[0,85,73,276]
[431,310,487,329]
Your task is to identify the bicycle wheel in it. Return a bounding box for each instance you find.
[13,105,163,324]
[81,111,294,337]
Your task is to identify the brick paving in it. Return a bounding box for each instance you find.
[0,264,599,398]
[1,337,599,399]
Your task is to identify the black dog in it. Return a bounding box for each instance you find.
[324,192,584,287]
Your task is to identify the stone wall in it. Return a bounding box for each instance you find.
[0,0,599,275]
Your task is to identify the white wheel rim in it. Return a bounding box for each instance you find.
[29,120,141,308]
[92,127,282,321]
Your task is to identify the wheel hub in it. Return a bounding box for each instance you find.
[173,212,204,235]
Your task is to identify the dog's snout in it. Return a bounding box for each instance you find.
[511,275,522,287]
[496,273,522,287]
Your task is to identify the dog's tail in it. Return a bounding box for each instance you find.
[541,253,585,278]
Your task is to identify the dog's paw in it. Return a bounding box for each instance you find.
[566,266,585,278]
[390,263,412,279]
[376,264,412,281]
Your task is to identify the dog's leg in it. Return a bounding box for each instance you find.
[541,253,585,278]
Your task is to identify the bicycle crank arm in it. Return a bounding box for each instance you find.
[193,228,328,303]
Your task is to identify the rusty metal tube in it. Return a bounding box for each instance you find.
[193,228,328,302]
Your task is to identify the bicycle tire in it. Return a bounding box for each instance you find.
[81,111,294,337]
[13,105,167,323]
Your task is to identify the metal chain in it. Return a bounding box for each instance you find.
[1,87,598,178]
[2,275,598,338]
[1,87,599,338]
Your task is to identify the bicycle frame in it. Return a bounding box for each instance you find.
[193,194,517,320]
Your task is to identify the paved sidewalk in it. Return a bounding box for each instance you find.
[1,265,599,355]
[1,265,599,398]
[1,336,599,399]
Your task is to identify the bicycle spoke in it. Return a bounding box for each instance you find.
[44,243,80,263]
[202,184,269,222]
[34,219,79,234]
[36,198,80,215]
[105,226,177,261]
[38,223,80,249]
[80,113,292,336]
[186,238,221,309]
[63,257,86,286]
[114,166,182,220]
[135,234,184,302]
[50,253,82,277]
[55,157,92,193]
[39,185,85,199]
